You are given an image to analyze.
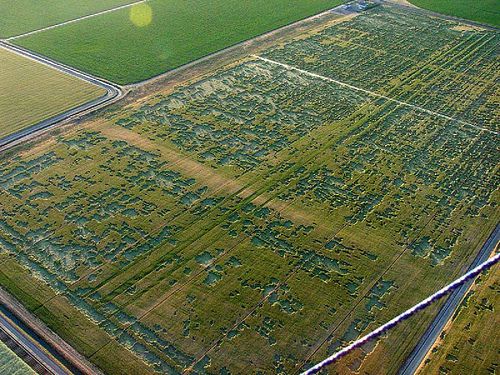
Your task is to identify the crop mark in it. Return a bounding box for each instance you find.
[252,55,499,136]
[293,124,490,373]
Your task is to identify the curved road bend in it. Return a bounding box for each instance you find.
[0,40,122,150]
[0,307,71,375]
[399,224,500,375]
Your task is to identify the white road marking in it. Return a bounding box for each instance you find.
[253,55,499,136]
[7,0,150,41]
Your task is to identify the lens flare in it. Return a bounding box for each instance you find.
[129,3,153,28]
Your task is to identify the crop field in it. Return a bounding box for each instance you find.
[408,0,500,27]
[418,265,499,374]
[0,340,35,375]
[0,46,106,141]
[0,0,140,38]
[14,0,344,84]
[0,4,499,374]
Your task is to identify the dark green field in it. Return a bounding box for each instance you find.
[0,0,138,38]
[0,46,106,140]
[408,0,500,27]
[14,0,344,84]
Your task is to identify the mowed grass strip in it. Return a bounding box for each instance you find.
[0,0,141,38]
[0,47,106,139]
[15,0,345,84]
[408,0,500,27]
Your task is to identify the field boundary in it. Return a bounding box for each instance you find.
[253,55,499,136]
[6,0,150,41]
[0,308,69,375]
[0,41,123,152]
[0,1,355,152]
[126,2,354,89]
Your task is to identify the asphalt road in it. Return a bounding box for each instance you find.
[0,40,122,151]
[398,224,500,375]
[0,308,71,375]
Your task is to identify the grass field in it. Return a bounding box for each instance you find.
[0,340,35,375]
[15,0,344,84]
[418,265,499,374]
[0,0,139,38]
[0,4,499,374]
[0,46,106,140]
[408,0,500,27]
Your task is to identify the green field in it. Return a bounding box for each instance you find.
[0,4,499,374]
[0,47,106,140]
[408,0,500,27]
[0,340,35,375]
[0,0,139,38]
[15,0,344,84]
[419,264,499,374]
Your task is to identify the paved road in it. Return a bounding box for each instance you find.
[398,224,500,375]
[0,40,122,151]
[0,308,71,375]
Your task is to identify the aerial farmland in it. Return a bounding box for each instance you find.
[407,0,500,27]
[417,265,499,374]
[13,0,345,83]
[0,1,498,375]
[0,0,144,38]
[0,340,35,375]
[0,46,106,141]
